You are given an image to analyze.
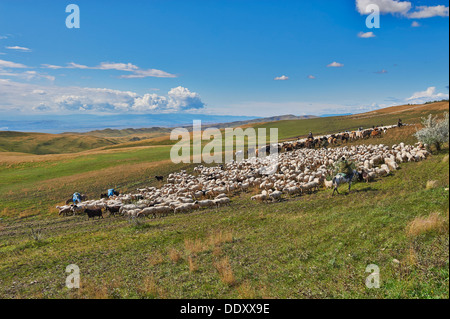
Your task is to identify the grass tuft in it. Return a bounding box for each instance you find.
[407,212,448,237]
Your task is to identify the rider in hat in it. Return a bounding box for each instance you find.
[337,156,354,178]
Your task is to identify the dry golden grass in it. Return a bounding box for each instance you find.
[237,281,257,298]
[426,180,439,189]
[183,229,232,257]
[188,255,198,273]
[148,252,164,266]
[406,243,417,266]
[214,256,236,286]
[168,248,183,263]
[184,237,209,255]
[137,275,161,298]
[74,277,122,299]
[212,246,222,257]
[208,229,233,247]
[407,212,447,237]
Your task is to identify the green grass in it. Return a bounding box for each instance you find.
[0,131,120,155]
[0,149,448,298]
[0,146,175,219]
[0,102,448,298]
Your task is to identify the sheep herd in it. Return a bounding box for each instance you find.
[56,124,429,220]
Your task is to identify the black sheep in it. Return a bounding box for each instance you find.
[85,208,103,220]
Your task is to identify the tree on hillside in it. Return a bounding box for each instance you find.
[414,112,449,151]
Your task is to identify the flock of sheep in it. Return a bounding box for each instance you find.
[56,124,429,219]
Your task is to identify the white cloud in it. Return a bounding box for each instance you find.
[411,21,420,27]
[356,0,449,18]
[0,59,54,81]
[32,89,46,95]
[97,62,139,71]
[375,69,388,74]
[356,0,411,15]
[0,80,205,114]
[0,70,54,81]
[119,68,176,79]
[0,59,28,68]
[327,62,344,67]
[358,31,376,38]
[307,75,316,79]
[406,86,449,104]
[408,5,449,18]
[6,46,31,52]
[274,75,289,81]
[41,61,176,78]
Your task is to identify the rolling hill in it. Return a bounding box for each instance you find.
[0,101,448,155]
[0,100,448,299]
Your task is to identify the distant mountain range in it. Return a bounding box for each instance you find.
[0,113,317,134]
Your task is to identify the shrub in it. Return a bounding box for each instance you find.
[414,112,449,151]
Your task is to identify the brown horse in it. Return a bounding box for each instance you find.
[371,129,382,138]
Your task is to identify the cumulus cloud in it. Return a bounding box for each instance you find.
[356,0,411,15]
[307,75,316,79]
[406,86,449,104]
[41,61,176,78]
[327,62,344,67]
[6,46,31,52]
[274,75,289,81]
[411,21,420,27]
[356,0,449,18]
[358,31,376,38]
[0,80,205,114]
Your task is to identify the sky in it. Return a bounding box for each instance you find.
[0,0,448,118]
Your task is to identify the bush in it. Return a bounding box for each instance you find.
[414,112,449,151]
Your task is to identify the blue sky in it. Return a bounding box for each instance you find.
[0,0,448,117]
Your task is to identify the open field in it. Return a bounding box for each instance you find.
[0,148,448,298]
[0,131,121,155]
[0,101,448,299]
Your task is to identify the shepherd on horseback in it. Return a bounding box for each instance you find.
[331,157,358,195]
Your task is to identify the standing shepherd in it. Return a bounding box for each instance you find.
[73,192,82,204]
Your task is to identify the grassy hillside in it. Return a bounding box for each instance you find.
[0,147,447,298]
[0,101,448,299]
[0,145,178,219]
[253,101,449,141]
[1,101,447,155]
[0,131,120,155]
[0,101,448,220]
